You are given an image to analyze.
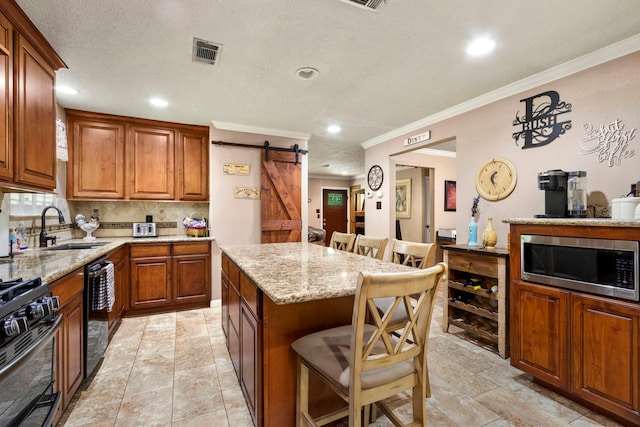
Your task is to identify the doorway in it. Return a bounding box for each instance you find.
[322,188,348,244]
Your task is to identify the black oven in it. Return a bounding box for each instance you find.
[0,278,61,426]
[521,235,639,301]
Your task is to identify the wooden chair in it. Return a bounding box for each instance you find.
[388,239,436,269]
[352,235,388,260]
[329,231,356,252]
[292,264,447,427]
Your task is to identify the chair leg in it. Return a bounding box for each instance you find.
[412,383,427,425]
[297,357,310,427]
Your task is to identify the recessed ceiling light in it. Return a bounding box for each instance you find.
[466,37,496,56]
[327,125,341,134]
[55,85,78,95]
[295,67,320,80]
[149,97,168,107]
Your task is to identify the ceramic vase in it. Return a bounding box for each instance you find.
[468,217,478,247]
[483,217,497,248]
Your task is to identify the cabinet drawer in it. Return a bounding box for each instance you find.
[228,260,240,288]
[50,268,84,307]
[222,252,229,276]
[447,251,498,278]
[173,242,210,256]
[240,273,261,319]
[130,244,171,258]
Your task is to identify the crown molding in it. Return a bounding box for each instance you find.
[362,34,640,149]
[212,121,310,141]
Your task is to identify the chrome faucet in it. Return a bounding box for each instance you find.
[39,206,65,248]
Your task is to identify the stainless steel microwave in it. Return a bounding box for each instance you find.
[521,234,639,301]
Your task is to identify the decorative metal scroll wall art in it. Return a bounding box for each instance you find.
[512,90,572,149]
[578,118,636,167]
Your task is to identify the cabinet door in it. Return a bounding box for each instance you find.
[14,34,56,190]
[130,256,171,309]
[228,282,241,376]
[511,281,569,388]
[176,130,208,201]
[107,245,128,333]
[173,253,211,304]
[0,12,12,181]
[127,126,174,199]
[62,292,84,407]
[572,293,640,413]
[68,118,125,199]
[241,303,262,425]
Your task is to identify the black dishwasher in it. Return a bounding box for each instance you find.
[84,257,114,378]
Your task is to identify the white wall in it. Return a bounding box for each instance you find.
[209,125,309,299]
[365,51,640,249]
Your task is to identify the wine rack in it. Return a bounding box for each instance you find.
[442,245,509,358]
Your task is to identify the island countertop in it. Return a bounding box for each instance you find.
[221,242,416,305]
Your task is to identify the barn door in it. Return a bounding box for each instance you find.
[261,150,302,243]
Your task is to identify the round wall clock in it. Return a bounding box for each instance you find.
[367,165,384,191]
[475,158,517,201]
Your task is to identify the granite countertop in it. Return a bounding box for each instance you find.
[502,218,640,227]
[0,235,215,284]
[221,242,417,305]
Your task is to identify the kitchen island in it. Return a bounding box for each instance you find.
[220,242,417,427]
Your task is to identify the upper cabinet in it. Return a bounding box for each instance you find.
[0,1,66,192]
[66,110,209,202]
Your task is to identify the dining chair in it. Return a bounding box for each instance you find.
[329,231,356,252]
[388,239,436,269]
[352,235,389,260]
[292,263,447,427]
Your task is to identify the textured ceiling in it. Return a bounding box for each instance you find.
[16,0,640,177]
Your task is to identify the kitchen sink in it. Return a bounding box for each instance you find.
[46,242,110,251]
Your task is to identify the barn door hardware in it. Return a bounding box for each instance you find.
[211,140,308,164]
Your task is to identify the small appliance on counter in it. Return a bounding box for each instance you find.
[535,169,587,218]
[133,215,157,237]
[611,197,640,220]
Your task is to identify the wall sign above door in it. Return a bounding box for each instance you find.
[512,90,572,149]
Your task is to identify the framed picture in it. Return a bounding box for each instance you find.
[444,180,456,211]
[395,178,411,219]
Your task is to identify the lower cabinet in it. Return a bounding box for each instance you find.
[50,268,84,424]
[129,241,211,314]
[107,245,128,335]
[511,280,640,425]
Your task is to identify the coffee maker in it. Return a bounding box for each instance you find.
[536,169,587,218]
[536,169,568,218]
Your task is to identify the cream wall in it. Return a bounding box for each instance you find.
[365,51,640,248]
[394,167,424,243]
[209,125,309,299]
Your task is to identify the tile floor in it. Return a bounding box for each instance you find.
[59,297,624,427]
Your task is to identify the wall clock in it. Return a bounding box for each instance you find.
[367,165,384,191]
[475,158,517,201]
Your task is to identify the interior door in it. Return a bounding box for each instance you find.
[260,150,302,243]
[322,189,348,244]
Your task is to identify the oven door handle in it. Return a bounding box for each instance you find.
[0,315,62,382]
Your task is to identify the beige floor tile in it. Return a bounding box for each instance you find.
[172,364,224,422]
[115,386,173,427]
[175,336,214,370]
[171,407,230,427]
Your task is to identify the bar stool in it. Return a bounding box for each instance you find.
[352,235,388,260]
[329,231,356,252]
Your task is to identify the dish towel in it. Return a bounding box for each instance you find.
[90,261,115,312]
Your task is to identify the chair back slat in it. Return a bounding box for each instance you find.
[329,231,356,252]
[353,235,388,260]
[388,239,436,269]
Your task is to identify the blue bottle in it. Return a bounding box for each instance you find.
[468,217,478,247]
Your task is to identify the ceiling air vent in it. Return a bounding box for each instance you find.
[192,38,222,66]
[338,0,387,11]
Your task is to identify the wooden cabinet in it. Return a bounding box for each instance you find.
[349,186,364,235]
[442,245,509,358]
[0,12,12,181]
[66,110,209,201]
[224,257,241,375]
[68,118,125,199]
[173,242,211,305]
[50,268,84,423]
[176,129,209,201]
[129,244,172,311]
[572,293,640,417]
[509,222,640,426]
[106,245,128,335]
[128,242,211,314]
[0,2,65,192]
[127,125,175,200]
[511,280,569,388]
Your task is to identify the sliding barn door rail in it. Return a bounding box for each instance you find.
[211,140,308,164]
